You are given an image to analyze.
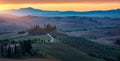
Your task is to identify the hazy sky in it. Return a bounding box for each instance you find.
[0,0,120,4]
[0,0,120,11]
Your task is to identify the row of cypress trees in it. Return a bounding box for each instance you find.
[0,39,32,58]
[0,43,23,58]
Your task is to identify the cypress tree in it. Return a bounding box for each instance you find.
[7,44,11,57]
[26,40,32,54]
[15,44,23,57]
[1,44,4,56]
[20,41,25,55]
[14,44,17,57]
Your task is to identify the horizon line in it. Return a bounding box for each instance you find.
[2,7,120,12]
[0,3,120,11]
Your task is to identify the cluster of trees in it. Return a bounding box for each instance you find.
[0,40,32,58]
[19,24,57,35]
[0,39,9,43]
[115,40,120,45]
[16,39,50,43]
[0,43,23,58]
[19,40,32,55]
[30,38,50,43]
[0,38,49,58]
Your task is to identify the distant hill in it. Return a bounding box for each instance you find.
[0,13,17,18]
[4,7,120,18]
[0,20,26,32]
[66,28,120,46]
[0,15,120,32]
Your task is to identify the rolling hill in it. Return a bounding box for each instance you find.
[0,7,120,35]
[52,34,120,61]
[66,28,120,46]
[0,15,120,32]
[0,33,104,61]
[33,42,104,61]
[3,7,120,18]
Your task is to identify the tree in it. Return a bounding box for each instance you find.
[11,40,16,44]
[20,41,26,55]
[14,44,17,56]
[1,44,4,56]
[48,40,50,42]
[115,40,120,45]
[25,40,32,54]
[20,40,32,54]
[118,56,120,61]
[3,39,9,43]
[14,44,23,57]
[7,44,11,57]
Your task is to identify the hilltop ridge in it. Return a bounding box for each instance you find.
[3,7,120,18]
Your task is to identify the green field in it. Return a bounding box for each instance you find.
[10,35,50,41]
[1,34,119,61]
[33,43,104,61]
[52,34,120,61]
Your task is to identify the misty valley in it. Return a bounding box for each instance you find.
[0,8,120,61]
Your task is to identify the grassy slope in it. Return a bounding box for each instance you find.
[0,56,59,61]
[0,34,104,61]
[10,35,50,41]
[33,42,104,61]
[53,34,120,61]
[66,28,120,39]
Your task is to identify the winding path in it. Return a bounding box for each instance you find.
[47,33,54,42]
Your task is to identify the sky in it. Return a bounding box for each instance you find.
[0,0,120,11]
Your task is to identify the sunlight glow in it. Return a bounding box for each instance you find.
[0,3,120,11]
